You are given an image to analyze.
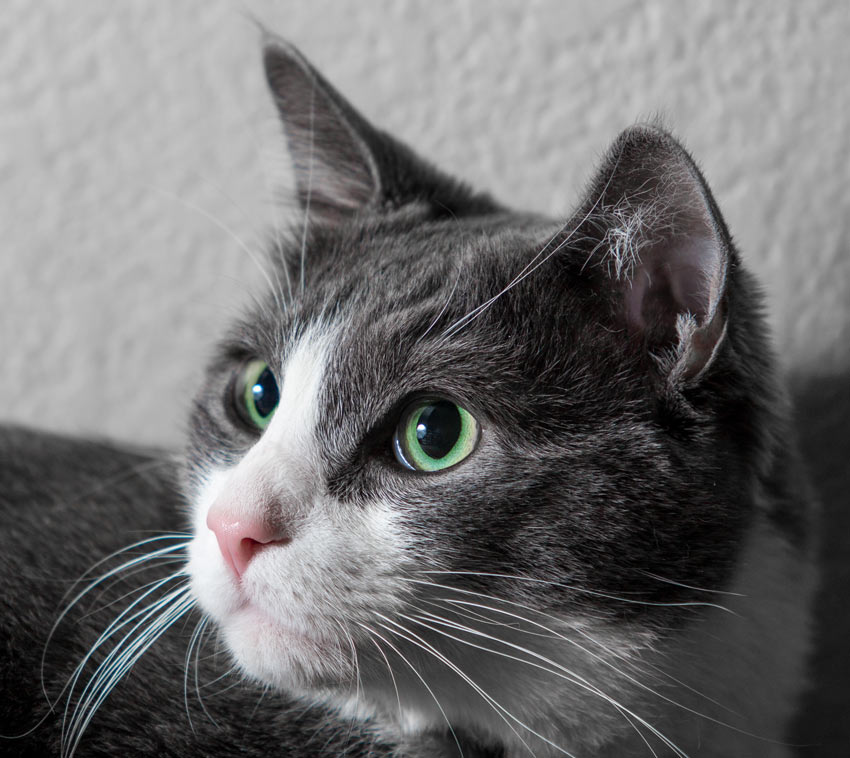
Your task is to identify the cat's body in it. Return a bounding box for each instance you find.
[1,37,816,757]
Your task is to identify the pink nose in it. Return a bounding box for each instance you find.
[206,505,290,579]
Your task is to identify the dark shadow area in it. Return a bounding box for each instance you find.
[789,371,850,757]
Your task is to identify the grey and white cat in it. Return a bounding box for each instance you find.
[1,37,816,757]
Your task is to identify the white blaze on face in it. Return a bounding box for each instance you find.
[186,325,409,692]
[187,325,335,627]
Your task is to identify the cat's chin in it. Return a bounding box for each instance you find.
[218,601,352,691]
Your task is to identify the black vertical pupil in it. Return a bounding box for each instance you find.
[251,368,279,417]
[416,401,461,459]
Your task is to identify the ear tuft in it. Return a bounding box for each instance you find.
[577,125,731,383]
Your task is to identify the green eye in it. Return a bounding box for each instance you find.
[234,360,280,430]
[393,399,479,472]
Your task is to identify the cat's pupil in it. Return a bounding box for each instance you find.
[415,401,462,459]
[251,368,279,418]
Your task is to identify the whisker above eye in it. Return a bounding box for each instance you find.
[146,185,287,315]
[440,144,625,342]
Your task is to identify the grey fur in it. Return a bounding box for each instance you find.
[1,37,815,758]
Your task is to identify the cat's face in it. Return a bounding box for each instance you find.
[185,38,773,749]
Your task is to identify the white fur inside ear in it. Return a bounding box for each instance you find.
[599,188,728,382]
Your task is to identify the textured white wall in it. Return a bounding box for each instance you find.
[2,0,848,447]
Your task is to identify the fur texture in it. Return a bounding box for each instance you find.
[0,37,816,758]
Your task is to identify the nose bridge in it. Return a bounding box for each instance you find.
[205,432,318,579]
[206,328,332,579]
[244,427,315,507]
[215,431,317,520]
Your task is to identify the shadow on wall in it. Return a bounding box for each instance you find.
[789,371,850,758]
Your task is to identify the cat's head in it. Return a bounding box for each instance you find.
[185,37,776,750]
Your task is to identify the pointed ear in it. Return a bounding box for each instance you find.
[262,36,497,225]
[575,126,730,384]
[263,37,382,224]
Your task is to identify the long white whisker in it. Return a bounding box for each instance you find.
[332,617,361,700]
[403,609,687,758]
[421,578,768,754]
[82,561,189,619]
[572,626,740,717]
[185,169,290,312]
[354,621,466,758]
[332,617,363,750]
[419,580,738,717]
[63,583,191,734]
[435,592,742,731]
[361,626,404,724]
[194,618,224,726]
[638,570,746,597]
[60,535,190,599]
[421,598,555,639]
[48,562,189,714]
[197,663,239,692]
[422,597,699,755]
[414,571,736,614]
[16,536,190,742]
[249,683,271,722]
[410,579,701,754]
[621,708,660,758]
[183,615,208,734]
[70,593,195,753]
[63,587,194,757]
[373,615,544,758]
[201,670,249,700]
[57,549,190,653]
[61,576,188,716]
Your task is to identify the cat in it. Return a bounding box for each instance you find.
[0,35,817,758]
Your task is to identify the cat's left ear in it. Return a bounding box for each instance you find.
[573,126,731,384]
[263,36,493,224]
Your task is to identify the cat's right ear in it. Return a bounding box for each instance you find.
[263,36,495,225]
[570,125,732,385]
